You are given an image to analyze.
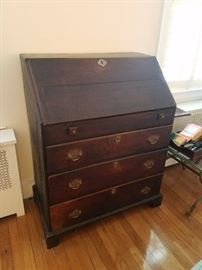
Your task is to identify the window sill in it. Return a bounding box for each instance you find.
[177,100,202,112]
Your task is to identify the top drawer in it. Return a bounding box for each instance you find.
[46,125,172,174]
[44,108,175,146]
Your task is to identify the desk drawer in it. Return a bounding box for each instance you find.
[50,175,162,231]
[44,108,175,145]
[46,126,171,174]
[48,149,167,204]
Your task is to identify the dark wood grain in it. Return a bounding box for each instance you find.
[40,80,175,123]
[46,126,172,174]
[20,56,50,228]
[44,108,175,145]
[50,175,162,230]
[28,56,160,86]
[48,149,167,204]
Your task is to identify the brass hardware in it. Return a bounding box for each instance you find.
[147,135,160,145]
[68,178,82,190]
[111,187,117,195]
[115,135,121,143]
[159,112,165,119]
[69,209,82,219]
[97,58,107,67]
[113,161,119,168]
[67,149,83,162]
[144,160,155,169]
[113,161,122,171]
[68,127,78,136]
[141,186,151,195]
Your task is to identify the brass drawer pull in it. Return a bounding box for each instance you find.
[97,58,107,67]
[144,160,155,169]
[69,209,82,219]
[115,135,121,143]
[68,178,82,190]
[67,149,83,162]
[111,187,117,195]
[141,186,151,195]
[68,127,78,136]
[147,135,160,145]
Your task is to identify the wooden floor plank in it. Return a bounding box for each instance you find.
[96,218,150,270]
[8,216,37,270]
[0,217,13,270]
[87,224,119,269]
[124,209,186,270]
[79,227,107,270]
[25,199,70,270]
[0,165,201,270]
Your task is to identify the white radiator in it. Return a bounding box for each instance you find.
[0,129,25,217]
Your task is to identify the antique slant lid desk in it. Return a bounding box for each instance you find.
[20,53,176,248]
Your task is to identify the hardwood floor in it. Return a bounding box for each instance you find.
[0,165,202,270]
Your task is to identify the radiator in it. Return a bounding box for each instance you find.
[0,129,25,217]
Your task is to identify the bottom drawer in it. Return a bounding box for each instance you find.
[50,175,162,231]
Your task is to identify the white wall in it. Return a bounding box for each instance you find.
[0,0,164,198]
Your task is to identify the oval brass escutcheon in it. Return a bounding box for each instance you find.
[67,149,83,162]
[97,58,107,67]
[68,178,82,190]
[144,159,155,169]
[115,135,121,143]
[141,186,151,195]
[111,187,117,195]
[147,135,160,145]
[69,209,82,219]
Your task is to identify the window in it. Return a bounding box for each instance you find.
[157,0,202,107]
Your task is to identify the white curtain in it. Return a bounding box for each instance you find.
[158,0,202,93]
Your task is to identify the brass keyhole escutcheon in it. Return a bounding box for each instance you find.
[111,187,117,195]
[97,58,107,67]
[147,135,160,145]
[141,186,151,195]
[113,161,119,168]
[144,160,155,169]
[68,178,82,190]
[67,149,83,162]
[68,126,78,136]
[113,161,122,171]
[159,112,165,119]
[69,209,82,219]
[115,135,121,143]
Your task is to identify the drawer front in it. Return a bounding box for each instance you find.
[48,149,167,204]
[44,108,175,146]
[50,175,162,231]
[46,126,172,174]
